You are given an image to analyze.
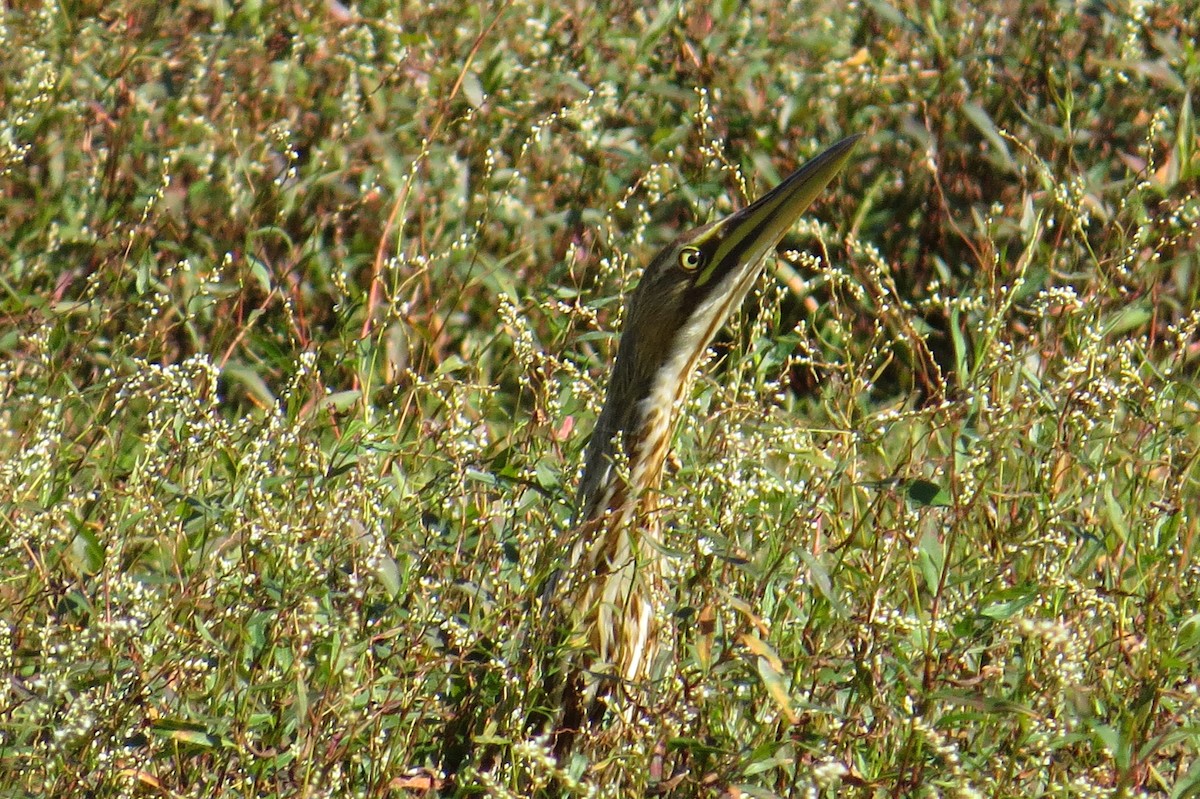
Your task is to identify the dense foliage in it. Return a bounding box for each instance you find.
[1,1,1198,796]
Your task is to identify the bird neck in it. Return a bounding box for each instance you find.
[577,335,698,526]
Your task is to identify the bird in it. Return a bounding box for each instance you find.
[555,134,861,753]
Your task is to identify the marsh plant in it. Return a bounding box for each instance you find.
[1,1,1198,797]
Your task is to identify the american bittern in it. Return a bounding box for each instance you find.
[559,134,861,744]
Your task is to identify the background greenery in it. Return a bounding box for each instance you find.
[2,0,1199,796]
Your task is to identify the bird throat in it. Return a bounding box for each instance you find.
[579,257,766,527]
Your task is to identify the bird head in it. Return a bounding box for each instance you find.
[621,134,861,386]
[578,134,861,518]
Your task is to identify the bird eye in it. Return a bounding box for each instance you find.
[678,247,704,272]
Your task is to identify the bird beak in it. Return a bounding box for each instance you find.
[695,134,862,289]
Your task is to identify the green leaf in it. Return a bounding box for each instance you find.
[797,548,848,618]
[917,529,945,593]
[295,669,308,725]
[319,390,361,412]
[535,460,559,490]
[743,741,795,776]
[979,588,1037,620]
[70,527,103,575]
[1102,302,1152,336]
[247,254,272,293]
[906,479,951,507]
[465,468,498,486]
[963,101,1017,172]
[860,478,952,507]
[222,361,276,406]
[1177,613,1200,651]
[667,738,728,756]
[755,655,798,724]
[436,355,469,376]
[462,71,484,109]
[151,719,221,748]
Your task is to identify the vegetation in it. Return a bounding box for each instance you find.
[1,0,1198,796]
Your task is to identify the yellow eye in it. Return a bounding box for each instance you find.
[678,247,704,271]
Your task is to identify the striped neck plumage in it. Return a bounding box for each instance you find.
[576,251,765,526]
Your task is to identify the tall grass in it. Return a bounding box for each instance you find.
[1,1,1198,796]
